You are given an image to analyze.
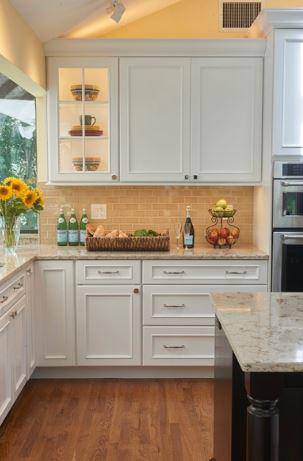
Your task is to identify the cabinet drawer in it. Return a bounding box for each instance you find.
[143,285,214,326]
[143,260,267,285]
[143,326,214,366]
[76,260,141,285]
[0,272,26,318]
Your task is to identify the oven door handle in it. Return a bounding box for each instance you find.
[281,181,303,187]
[282,234,303,240]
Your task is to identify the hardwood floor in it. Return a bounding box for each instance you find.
[0,379,213,461]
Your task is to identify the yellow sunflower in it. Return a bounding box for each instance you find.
[4,177,27,197]
[0,185,13,201]
[22,189,38,209]
[34,188,45,207]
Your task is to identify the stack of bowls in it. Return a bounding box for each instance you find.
[72,157,101,171]
[70,84,100,101]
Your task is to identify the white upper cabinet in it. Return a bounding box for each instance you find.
[191,58,263,182]
[120,57,191,182]
[273,30,303,156]
[47,57,119,183]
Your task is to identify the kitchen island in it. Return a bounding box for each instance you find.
[211,292,303,461]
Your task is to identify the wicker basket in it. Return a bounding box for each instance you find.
[86,233,170,252]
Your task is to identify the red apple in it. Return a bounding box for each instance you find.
[230,228,240,239]
[220,227,230,239]
[208,228,219,244]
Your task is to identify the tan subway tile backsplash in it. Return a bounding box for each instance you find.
[39,185,254,245]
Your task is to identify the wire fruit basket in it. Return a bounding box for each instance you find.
[205,209,240,249]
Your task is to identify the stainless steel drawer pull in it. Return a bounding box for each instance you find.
[13,282,23,290]
[226,270,248,275]
[163,345,185,349]
[98,270,120,275]
[282,234,303,240]
[281,181,303,187]
[0,295,8,303]
[163,270,185,275]
[163,304,185,308]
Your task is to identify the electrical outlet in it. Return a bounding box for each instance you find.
[91,204,107,220]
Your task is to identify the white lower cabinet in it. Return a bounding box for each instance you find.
[142,260,268,367]
[0,307,13,425]
[35,261,75,366]
[76,285,141,365]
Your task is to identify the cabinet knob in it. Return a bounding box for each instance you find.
[193,175,198,180]
[184,175,189,180]
[133,288,139,294]
[111,174,118,180]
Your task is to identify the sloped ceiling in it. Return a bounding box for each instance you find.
[10,0,181,41]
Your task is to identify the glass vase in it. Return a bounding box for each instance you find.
[0,215,22,255]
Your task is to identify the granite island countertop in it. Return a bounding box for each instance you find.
[212,292,303,373]
[0,244,268,285]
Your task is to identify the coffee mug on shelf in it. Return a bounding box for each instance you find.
[80,115,96,126]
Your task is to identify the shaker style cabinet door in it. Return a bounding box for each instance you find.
[47,56,119,183]
[0,309,13,425]
[35,261,75,366]
[76,285,141,365]
[273,30,303,156]
[11,296,27,400]
[120,57,191,182]
[191,58,263,183]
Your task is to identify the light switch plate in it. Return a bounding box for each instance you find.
[91,204,107,220]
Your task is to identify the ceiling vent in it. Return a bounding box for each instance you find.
[219,0,262,31]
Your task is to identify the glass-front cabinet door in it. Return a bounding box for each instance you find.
[47,57,118,183]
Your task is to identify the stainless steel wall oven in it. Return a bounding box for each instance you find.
[272,162,303,291]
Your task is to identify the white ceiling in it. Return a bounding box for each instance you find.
[10,0,181,42]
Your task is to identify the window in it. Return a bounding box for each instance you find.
[0,73,37,232]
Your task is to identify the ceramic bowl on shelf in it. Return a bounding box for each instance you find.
[70,84,100,101]
[72,156,101,172]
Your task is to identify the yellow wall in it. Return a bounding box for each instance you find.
[96,0,303,39]
[0,0,45,94]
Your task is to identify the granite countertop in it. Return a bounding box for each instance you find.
[0,244,268,286]
[212,292,303,373]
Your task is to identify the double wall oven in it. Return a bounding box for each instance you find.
[272,162,303,291]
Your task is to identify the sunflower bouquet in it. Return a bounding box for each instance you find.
[0,177,44,253]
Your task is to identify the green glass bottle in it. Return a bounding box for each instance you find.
[57,207,68,246]
[80,208,88,246]
[68,208,79,246]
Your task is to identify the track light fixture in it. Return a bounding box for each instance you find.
[107,0,126,23]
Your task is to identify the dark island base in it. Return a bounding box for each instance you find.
[212,318,303,461]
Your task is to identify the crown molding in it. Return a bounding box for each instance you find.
[44,38,266,57]
[250,8,303,37]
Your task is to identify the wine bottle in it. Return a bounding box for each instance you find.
[80,208,88,246]
[57,207,68,246]
[68,208,79,246]
[183,205,195,249]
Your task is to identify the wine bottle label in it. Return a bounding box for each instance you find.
[184,235,193,245]
[80,229,86,244]
[82,217,88,224]
[68,230,79,243]
[57,230,67,244]
[70,217,77,224]
[58,217,65,224]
